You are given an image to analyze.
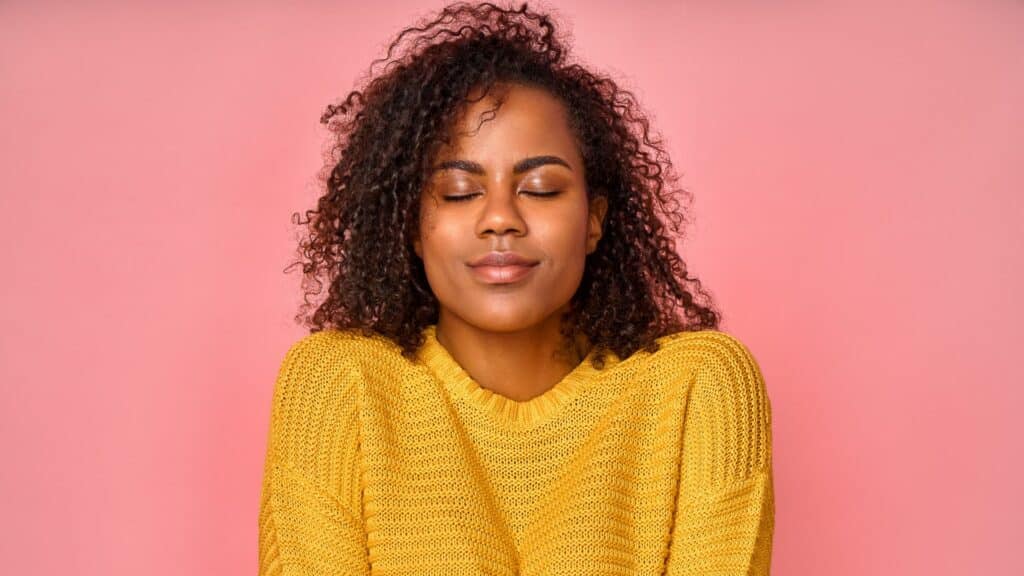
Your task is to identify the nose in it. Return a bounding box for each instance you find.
[476,186,526,238]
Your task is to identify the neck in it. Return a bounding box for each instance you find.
[434,310,590,402]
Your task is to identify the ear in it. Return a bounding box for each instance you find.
[586,195,608,254]
[412,236,423,259]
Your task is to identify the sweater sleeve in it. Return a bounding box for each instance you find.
[665,333,775,576]
[258,333,371,576]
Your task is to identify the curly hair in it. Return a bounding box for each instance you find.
[286,1,721,368]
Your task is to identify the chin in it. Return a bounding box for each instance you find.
[453,304,554,334]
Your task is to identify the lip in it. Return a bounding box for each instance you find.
[468,263,538,284]
[466,251,540,285]
[467,251,540,267]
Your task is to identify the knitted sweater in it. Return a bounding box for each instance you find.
[258,324,774,575]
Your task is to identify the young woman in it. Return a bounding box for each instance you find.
[258,3,774,575]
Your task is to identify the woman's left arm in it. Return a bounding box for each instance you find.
[664,333,775,575]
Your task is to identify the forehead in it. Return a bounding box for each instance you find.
[437,84,581,164]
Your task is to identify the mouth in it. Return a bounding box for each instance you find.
[466,262,539,285]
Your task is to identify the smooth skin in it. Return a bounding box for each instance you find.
[412,82,608,403]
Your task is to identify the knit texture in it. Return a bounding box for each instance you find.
[258,324,774,575]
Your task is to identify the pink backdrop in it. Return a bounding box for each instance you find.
[2,1,1021,574]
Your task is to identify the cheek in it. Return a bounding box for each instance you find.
[534,209,590,262]
[417,201,445,258]
[418,219,465,280]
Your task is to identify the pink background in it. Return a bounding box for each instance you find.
[2,1,1021,574]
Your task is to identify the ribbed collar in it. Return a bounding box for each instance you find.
[416,324,617,428]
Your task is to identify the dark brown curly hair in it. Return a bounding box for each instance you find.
[286,1,721,368]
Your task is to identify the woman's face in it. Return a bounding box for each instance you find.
[413,83,607,333]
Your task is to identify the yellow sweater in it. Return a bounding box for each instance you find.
[258,324,774,575]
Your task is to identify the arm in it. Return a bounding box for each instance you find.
[258,334,371,576]
[665,333,775,575]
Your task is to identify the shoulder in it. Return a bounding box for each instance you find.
[668,331,773,488]
[276,328,398,381]
[266,330,392,490]
[267,329,400,463]
[276,328,430,416]
[654,328,758,360]
[670,330,771,443]
[649,329,769,417]
[641,328,762,373]
[271,329,399,417]
[653,329,764,384]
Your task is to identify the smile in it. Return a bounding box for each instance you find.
[467,263,539,285]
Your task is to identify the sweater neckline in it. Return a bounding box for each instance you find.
[417,324,613,427]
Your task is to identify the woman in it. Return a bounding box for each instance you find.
[258,2,774,574]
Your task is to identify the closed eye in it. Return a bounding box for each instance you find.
[442,190,562,202]
[442,194,480,202]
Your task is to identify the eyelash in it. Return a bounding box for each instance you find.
[443,190,561,202]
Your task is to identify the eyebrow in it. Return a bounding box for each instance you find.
[431,155,573,175]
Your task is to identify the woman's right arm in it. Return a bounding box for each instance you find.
[258,334,371,576]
